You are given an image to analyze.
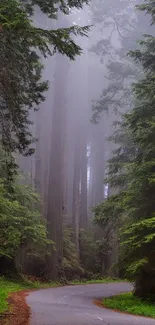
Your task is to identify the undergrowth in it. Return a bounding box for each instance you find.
[70,278,126,285]
[0,277,58,314]
[103,292,155,318]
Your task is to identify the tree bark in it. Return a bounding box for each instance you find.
[80,137,88,229]
[134,270,155,299]
[46,53,69,280]
[35,110,41,193]
[72,133,81,256]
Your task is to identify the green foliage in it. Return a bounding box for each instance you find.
[79,228,113,277]
[79,229,99,274]
[93,195,124,227]
[0,277,32,314]
[0,0,47,157]
[0,175,49,262]
[0,0,89,174]
[23,0,89,18]
[0,276,60,314]
[136,0,155,25]
[63,227,84,279]
[103,292,155,318]
[63,227,106,279]
[70,278,124,284]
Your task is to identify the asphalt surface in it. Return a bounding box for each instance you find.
[27,283,155,325]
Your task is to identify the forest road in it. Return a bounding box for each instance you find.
[27,283,155,325]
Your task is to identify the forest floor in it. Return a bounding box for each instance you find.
[102,292,155,318]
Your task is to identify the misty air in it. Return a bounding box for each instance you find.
[0,1,155,324]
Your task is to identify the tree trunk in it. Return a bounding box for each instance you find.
[72,133,81,256]
[80,138,88,229]
[46,53,69,280]
[89,125,105,208]
[35,110,41,193]
[134,270,155,299]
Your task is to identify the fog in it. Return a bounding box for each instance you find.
[17,0,154,277]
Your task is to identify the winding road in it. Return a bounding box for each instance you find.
[27,283,155,325]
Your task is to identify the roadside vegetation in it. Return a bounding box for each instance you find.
[0,277,60,314]
[70,278,126,285]
[103,293,155,318]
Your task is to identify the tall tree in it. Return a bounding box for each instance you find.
[80,136,88,230]
[46,51,69,279]
[89,0,153,276]
[72,130,81,255]
[94,0,155,298]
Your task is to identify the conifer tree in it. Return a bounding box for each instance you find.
[0,0,89,178]
[94,0,155,298]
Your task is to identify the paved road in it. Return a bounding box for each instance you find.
[27,283,155,325]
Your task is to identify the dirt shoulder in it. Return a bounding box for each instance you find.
[1,290,31,325]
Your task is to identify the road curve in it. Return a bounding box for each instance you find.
[27,283,155,325]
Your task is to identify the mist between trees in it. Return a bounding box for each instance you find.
[1,0,155,300]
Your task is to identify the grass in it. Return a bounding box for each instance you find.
[70,278,126,285]
[0,277,59,314]
[103,292,155,318]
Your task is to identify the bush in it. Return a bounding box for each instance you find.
[63,227,84,280]
[0,176,49,275]
[79,228,102,275]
